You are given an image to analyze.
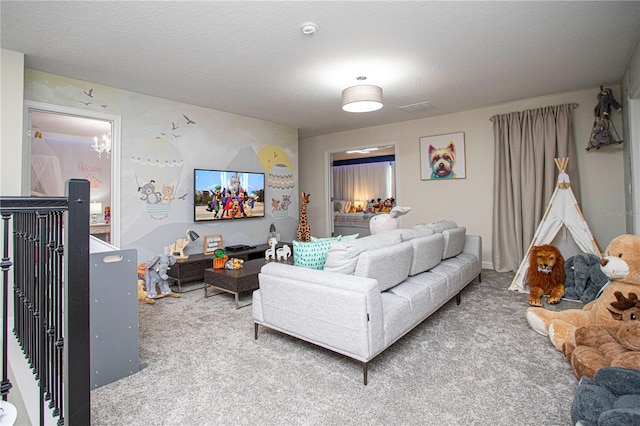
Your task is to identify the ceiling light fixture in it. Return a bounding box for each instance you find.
[342,77,383,113]
[92,133,111,158]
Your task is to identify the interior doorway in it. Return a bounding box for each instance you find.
[24,101,121,246]
[327,144,397,236]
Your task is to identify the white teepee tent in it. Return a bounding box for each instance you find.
[509,158,601,293]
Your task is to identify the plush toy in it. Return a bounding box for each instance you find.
[587,87,623,151]
[564,253,608,303]
[562,292,640,379]
[527,244,566,307]
[103,205,111,224]
[137,279,155,304]
[225,257,244,269]
[144,253,179,299]
[380,197,395,213]
[571,367,640,426]
[526,234,640,352]
[594,87,622,120]
[369,206,411,235]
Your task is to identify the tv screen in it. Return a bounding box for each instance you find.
[194,169,265,222]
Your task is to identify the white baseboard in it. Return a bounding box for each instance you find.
[482,261,494,270]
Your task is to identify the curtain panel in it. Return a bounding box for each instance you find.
[333,162,393,202]
[491,103,579,272]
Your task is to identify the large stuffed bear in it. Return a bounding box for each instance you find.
[526,234,640,352]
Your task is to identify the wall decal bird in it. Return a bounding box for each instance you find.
[183,114,196,124]
[83,88,93,97]
[171,122,179,130]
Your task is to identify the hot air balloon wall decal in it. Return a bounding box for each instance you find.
[132,137,184,220]
[257,145,295,219]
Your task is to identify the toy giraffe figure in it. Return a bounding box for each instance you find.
[296,192,311,242]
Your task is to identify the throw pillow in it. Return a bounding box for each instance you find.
[292,239,336,270]
[340,233,359,241]
[310,235,342,243]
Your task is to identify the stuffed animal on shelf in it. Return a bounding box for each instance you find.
[380,197,395,213]
[527,244,566,307]
[563,292,640,380]
[526,234,640,352]
[144,252,179,299]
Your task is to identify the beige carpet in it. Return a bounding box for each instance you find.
[90,270,581,425]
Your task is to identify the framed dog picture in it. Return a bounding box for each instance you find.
[419,132,466,180]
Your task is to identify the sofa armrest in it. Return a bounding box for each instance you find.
[463,235,482,263]
[256,262,385,360]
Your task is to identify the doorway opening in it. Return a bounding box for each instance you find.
[327,144,397,237]
[24,101,121,246]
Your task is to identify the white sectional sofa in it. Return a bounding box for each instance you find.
[252,222,482,384]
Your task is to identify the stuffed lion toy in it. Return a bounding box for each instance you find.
[528,244,566,307]
[526,234,640,352]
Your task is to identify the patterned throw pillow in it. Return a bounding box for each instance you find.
[293,239,336,270]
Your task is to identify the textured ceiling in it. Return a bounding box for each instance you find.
[2,1,639,139]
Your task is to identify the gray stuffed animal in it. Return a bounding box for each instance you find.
[564,253,609,303]
[571,367,640,426]
[587,87,623,151]
[144,253,177,298]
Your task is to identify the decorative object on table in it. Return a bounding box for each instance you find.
[369,206,411,235]
[587,86,623,151]
[211,248,229,269]
[526,234,640,352]
[571,367,640,426]
[265,236,278,261]
[562,292,640,380]
[203,234,223,255]
[296,192,311,242]
[103,205,111,224]
[169,229,200,259]
[268,223,277,246]
[526,244,566,307]
[144,251,179,299]
[225,257,244,269]
[90,201,103,223]
[276,244,291,261]
[137,279,155,304]
[419,132,466,180]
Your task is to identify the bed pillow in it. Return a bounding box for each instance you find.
[333,200,352,213]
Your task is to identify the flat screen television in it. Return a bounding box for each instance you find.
[194,169,265,222]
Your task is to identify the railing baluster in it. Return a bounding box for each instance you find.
[0,179,90,425]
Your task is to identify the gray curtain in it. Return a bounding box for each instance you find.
[491,103,579,272]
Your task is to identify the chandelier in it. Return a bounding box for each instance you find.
[92,133,111,158]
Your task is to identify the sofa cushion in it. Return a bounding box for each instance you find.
[324,232,402,275]
[292,239,336,270]
[442,227,466,259]
[386,228,429,242]
[408,233,445,276]
[423,219,458,233]
[354,241,412,291]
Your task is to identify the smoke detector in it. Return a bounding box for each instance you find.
[301,22,318,36]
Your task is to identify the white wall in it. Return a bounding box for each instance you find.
[300,87,627,268]
[19,70,299,262]
[621,38,640,234]
[1,49,24,196]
